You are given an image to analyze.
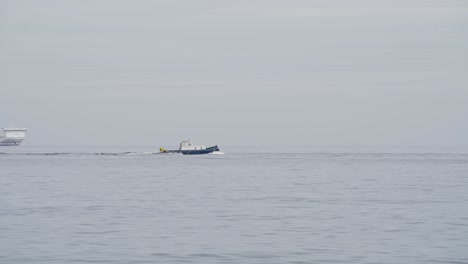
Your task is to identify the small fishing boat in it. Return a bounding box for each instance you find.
[160,139,220,155]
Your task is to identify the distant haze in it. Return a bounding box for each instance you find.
[1,0,467,146]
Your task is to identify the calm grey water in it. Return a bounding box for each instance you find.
[1,146,468,264]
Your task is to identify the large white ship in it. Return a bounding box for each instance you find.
[0,128,28,146]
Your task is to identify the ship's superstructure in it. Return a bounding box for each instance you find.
[0,128,28,146]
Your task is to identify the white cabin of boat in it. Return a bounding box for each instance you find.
[179,139,206,151]
[2,128,28,138]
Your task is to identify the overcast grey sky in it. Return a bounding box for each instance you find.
[1,0,467,146]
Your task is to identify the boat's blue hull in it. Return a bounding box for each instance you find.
[180,145,219,155]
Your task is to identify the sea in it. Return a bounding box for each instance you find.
[1,146,468,264]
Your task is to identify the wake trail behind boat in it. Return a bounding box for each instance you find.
[0,152,159,156]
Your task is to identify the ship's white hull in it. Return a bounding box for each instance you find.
[0,137,25,146]
[0,138,24,146]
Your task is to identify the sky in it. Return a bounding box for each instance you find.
[1,0,467,146]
